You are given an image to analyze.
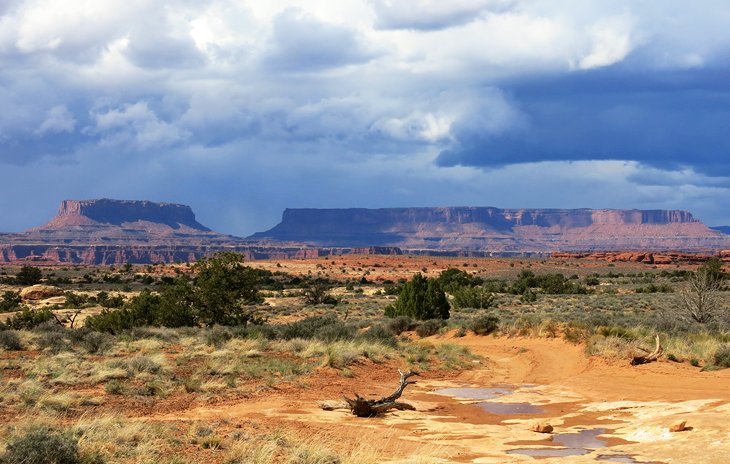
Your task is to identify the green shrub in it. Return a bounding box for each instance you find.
[385,273,450,320]
[451,286,495,309]
[303,285,339,306]
[264,314,350,341]
[436,268,482,293]
[0,290,22,312]
[520,288,537,303]
[470,315,499,335]
[105,380,125,395]
[5,308,56,330]
[0,330,23,350]
[15,265,43,285]
[510,270,588,295]
[1,426,80,464]
[86,253,264,331]
[415,319,444,338]
[713,345,730,369]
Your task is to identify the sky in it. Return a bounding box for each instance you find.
[1,0,730,235]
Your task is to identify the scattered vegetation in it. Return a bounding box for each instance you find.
[385,273,450,320]
[1,255,729,463]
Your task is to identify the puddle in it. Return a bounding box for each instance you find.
[507,448,590,457]
[552,428,607,448]
[507,428,609,459]
[478,402,545,415]
[433,387,513,400]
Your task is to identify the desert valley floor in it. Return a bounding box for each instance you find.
[1,255,729,463]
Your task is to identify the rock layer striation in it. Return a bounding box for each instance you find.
[251,207,729,252]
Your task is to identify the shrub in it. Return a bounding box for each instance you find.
[358,324,397,347]
[303,285,339,306]
[105,380,125,395]
[416,319,443,338]
[451,286,495,310]
[520,288,537,303]
[510,270,588,295]
[437,268,482,293]
[713,345,730,369]
[0,330,23,350]
[193,252,263,326]
[386,316,415,335]
[204,326,233,348]
[1,426,80,464]
[266,314,346,341]
[0,290,22,312]
[129,356,162,374]
[470,315,499,335]
[37,330,70,354]
[15,265,43,285]
[385,273,450,320]
[5,308,57,330]
[79,331,114,354]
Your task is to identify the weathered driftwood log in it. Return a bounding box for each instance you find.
[631,334,663,365]
[343,370,419,417]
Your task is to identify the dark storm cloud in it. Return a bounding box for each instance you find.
[2,0,730,233]
[436,66,730,176]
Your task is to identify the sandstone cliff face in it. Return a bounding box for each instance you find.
[38,199,210,232]
[2,202,729,265]
[252,207,727,252]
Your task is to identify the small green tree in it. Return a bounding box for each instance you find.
[385,273,450,320]
[16,266,42,285]
[437,268,480,293]
[193,252,263,326]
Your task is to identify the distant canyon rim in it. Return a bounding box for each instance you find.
[1,199,730,265]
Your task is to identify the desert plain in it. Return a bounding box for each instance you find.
[1,254,729,463]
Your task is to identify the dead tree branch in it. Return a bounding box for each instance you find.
[343,370,419,417]
[631,334,663,365]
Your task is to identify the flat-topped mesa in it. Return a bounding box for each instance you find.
[251,206,719,251]
[42,199,211,231]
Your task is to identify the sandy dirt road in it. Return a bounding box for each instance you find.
[156,334,730,463]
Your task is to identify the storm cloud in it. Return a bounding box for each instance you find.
[1,0,730,234]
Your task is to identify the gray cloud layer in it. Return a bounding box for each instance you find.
[1,0,730,233]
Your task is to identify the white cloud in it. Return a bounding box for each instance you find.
[578,14,636,70]
[88,102,190,149]
[2,0,730,233]
[36,105,76,135]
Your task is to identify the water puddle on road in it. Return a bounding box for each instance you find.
[478,402,545,415]
[596,455,652,463]
[507,428,610,459]
[433,387,513,400]
[434,386,547,415]
[553,428,607,448]
[506,447,591,458]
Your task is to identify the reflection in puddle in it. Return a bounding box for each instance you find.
[552,428,607,448]
[433,387,513,400]
[507,448,590,457]
[478,402,545,415]
[507,428,610,459]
